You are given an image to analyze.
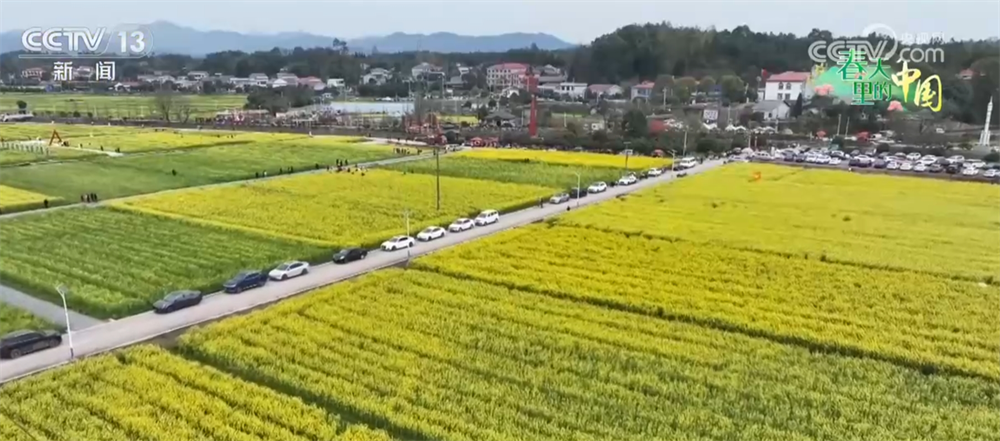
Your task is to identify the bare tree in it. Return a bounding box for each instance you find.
[153,87,175,122]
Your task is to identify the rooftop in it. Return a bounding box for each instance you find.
[766,71,810,82]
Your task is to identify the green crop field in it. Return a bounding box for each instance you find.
[0,208,325,318]
[0,139,396,201]
[0,93,247,118]
[384,156,626,189]
[0,304,58,335]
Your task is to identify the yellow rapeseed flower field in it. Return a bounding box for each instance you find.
[0,345,390,441]
[457,147,671,169]
[561,163,1000,281]
[0,185,58,210]
[417,223,1000,380]
[180,269,1000,441]
[114,169,556,247]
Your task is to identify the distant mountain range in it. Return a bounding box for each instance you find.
[0,21,576,56]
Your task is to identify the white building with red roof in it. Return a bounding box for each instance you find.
[764,71,812,102]
[486,63,529,90]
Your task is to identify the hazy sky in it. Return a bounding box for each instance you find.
[2,0,998,43]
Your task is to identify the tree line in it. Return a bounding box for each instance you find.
[2,22,997,124]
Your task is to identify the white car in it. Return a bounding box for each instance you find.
[416,226,446,241]
[617,174,638,186]
[474,210,500,226]
[828,158,842,166]
[886,161,900,170]
[906,152,922,161]
[587,182,608,193]
[914,163,928,172]
[268,261,309,280]
[549,193,570,204]
[984,169,998,178]
[448,218,474,232]
[677,158,699,169]
[947,155,966,164]
[919,156,937,165]
[966,160,986,169]
[647,168,663,177]
[900,162,914,171]
[962,167,979,176]
[381,235,415,251]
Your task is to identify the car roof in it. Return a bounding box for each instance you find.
[1,330,36,339]
[168,289,200,296]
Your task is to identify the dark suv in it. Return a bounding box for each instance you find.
[333,248,368,264]
[0,329,62,359]
[223,270,267,293]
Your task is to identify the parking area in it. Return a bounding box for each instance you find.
[732,148,1000,183]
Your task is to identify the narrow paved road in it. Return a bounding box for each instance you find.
[0,285,103,329]
[0,160,723,383]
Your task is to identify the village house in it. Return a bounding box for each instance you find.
[763,71,811,101]
[486,63,528,90]
[752,100,791,122]
[21,67,46,79]
[249,73,270,87]
[362,68,392,85]
[631,81,655,101]
[588,84,624,98]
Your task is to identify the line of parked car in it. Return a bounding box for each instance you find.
[744,148,1000,179]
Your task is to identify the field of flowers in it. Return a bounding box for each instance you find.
[384,156,623,189]
[0,304,56,335]
[0,93,248,118]
[0,137,397,202]
[417,223,1000,380]
[457,147,671,169]
[559,163,1000,281]
[0,185,59,211]
[114,169,555,247]
[179,269,1000,441]
[0,208,324,318]
[0,345,390,441]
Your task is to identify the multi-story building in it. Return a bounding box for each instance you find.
[631,81,655,101]
[557,82,588,99]
[764,71,811,101]
[486,63,529,90]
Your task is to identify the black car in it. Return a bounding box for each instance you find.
[153,290,203,313]
[568,187,588,199]
[946,165,959,174]
[873,160,887,169]
[794,155,806,163]
[333,248,368,264]
[223,270,267,293]
[0,329,62,359]
[929,163,944,173]
[783,154,796,162]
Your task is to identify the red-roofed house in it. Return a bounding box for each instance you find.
[631,81,655,101]
[764,71,811,101]
[486,63,529,90]
[588,84,624,98]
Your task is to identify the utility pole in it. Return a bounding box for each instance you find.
[662,87,667,107]
[404,209,412,259]
[836,113,842,137]
[435,147,441,211]
[55,284,75,359]
[573,172,581,207]
[682,129,688,158]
